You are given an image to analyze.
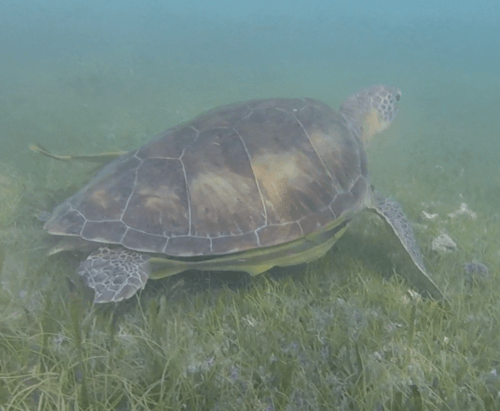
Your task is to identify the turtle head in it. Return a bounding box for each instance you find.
[340,85,401,143]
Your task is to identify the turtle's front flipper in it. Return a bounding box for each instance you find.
[77,247,150,303]
[369,191,445,301]
[29,143,127,164]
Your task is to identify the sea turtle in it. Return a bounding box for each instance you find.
[39,85,444,303]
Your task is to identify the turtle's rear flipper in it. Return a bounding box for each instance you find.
[29,143,127,164]
[77,247,150,303]
[369,190,445,301]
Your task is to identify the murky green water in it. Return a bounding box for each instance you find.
[1,5,500,409]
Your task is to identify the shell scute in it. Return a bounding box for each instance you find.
[46,98,369,256]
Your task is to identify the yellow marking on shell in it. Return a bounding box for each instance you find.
[89,189,111,209]
[308,129,335,155]
[192,173,246,203]
[361,107,391,142]
[138,185,182,213]
[189,170,257,225]
[307,129,341,185]
[252,151,315,217]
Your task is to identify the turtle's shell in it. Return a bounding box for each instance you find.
[44,98,370,257]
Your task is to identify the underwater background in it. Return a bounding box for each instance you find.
[1,0,500,409]
[1,0,500,213]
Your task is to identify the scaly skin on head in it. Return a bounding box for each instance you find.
[340,85,402,143]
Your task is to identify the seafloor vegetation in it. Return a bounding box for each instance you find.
[1,58,499,410]
[1,150,499,411]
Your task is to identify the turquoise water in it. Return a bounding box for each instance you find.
[1,1,499,214]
